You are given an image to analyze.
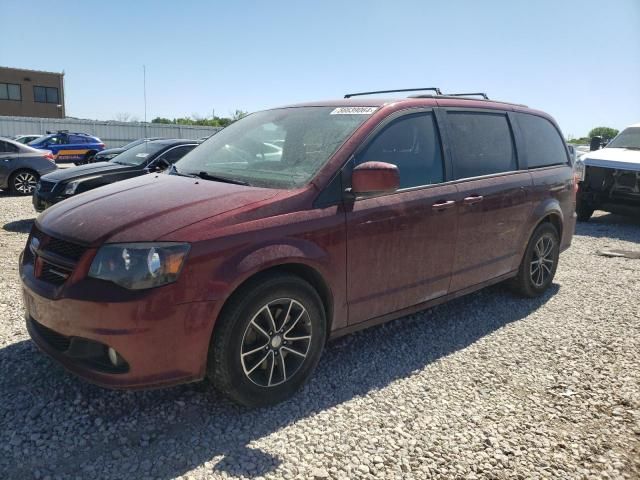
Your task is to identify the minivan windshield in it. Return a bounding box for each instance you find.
[110,142,166,166]
[174,106,373,188]
[607,127,640,149]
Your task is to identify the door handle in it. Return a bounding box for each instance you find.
[432,200,456,210]
[463,195,484,205]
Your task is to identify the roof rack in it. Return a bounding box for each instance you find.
[408,93,527,107]
[344,87,443,99]
[446,92,489,99]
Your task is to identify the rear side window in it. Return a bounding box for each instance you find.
[158,145,195,163]
[0,141,19,153]
[357,113,444,188]
[517,113,569,168]
[447,111,516,179]
[69,135,86,144]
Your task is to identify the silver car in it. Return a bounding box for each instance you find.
[0,137,57,195]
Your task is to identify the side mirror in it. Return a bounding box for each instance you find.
[589,136,602,151]
[351,161,400,195]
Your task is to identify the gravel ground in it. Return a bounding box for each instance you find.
[0,191,638,480]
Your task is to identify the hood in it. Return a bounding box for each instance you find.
[581,147,640,172]
[41,161,133,182]
[36,174,281,245]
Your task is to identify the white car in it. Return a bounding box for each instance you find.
[575,123,640,221]
[12,134,43,145]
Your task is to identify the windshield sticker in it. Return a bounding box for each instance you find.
[135,152,150,158]
[330,107,378,115]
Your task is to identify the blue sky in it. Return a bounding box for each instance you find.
[2,0,639,137]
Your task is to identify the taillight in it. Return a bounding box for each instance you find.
[44,152,55,162]
[98,143,105,148]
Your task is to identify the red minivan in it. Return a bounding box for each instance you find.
[20,90,576,406]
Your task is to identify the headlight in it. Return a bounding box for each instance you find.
[64,181,80,195]
[574,159,586,182]
[88,243,190,289]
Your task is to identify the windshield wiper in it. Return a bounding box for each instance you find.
[168,164,196,177]
[192,171,250,186]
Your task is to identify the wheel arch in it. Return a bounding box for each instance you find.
[514,201,564,271]
[212,261,334,343]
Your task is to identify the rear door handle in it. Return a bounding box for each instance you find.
[463,195,484,205]
[432,200,456,210]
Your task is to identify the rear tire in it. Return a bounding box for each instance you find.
[9,169,39,195]
[208,273,326,407]
[509,222,560,297]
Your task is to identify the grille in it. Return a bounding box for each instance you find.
[616,173,637,189]
[46,237,87,261]
[40,261,72,286]
[25,227,87,286]
[37,180,56,193]
[30,318,71,352]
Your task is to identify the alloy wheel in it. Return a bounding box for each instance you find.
[240,298,312,387]
[14,172,37,194]
[530,234,555,288]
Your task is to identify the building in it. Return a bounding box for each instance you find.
[0,66,65,119]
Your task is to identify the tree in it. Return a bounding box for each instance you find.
[568,137,590,145]
[151,117,172,124]
[114,112,132,122]
[230,110,248,121]
[588,127,619,140]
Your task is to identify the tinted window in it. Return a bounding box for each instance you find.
[517,113,568,168]
[357,113,444,188]
[0,141,19,153]
[0,83,21,100]
[157,145,195,164]
[38,134,65,145]
[33,86,59,103]
[447,111,516,179]
[112,142,167,166]
[33,86,46,103]
[68,135,85,144]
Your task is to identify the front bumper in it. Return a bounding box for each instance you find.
[32,191,63,212]
[21,264,218,390]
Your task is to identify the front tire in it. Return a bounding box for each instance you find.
[510,222,560,297]
[208,274,326,407]
[576,193,594,222]
[10,169,39,195]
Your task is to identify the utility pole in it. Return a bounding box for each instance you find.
[143,65,147,123]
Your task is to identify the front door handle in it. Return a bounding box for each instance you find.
[463,195,484,205]
[432,200,456,210]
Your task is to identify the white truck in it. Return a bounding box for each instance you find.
[575,123,640,221]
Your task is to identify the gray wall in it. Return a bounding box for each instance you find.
[0,115,221,147]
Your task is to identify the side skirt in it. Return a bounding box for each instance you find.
[329,270,518,340]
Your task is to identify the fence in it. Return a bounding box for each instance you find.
[0,116,221,147]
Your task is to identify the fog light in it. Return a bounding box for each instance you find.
[107,347,121,367]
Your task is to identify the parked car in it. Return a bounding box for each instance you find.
[20,91,576,407]
[33,139,198,211]
[88,137,164,164]
[575,123,640,221]
[12,134,43,145]
[29,131,105,164]
[0,137,56,195]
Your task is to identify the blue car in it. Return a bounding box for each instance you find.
[29,131,105,164]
